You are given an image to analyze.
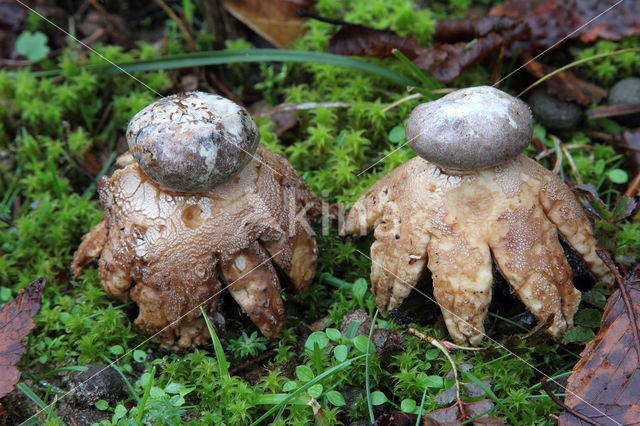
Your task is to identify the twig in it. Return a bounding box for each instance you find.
[0,216,14,227]
[587,103,640,120]
[553,135,583,185]
[584,130,613,142]
[62,121,94,179]
[207,71,243,105]
[551,135,563,176]
[540,378,602,426]
[597,249,640,359]
[254,102,351,118]
[624,171,640,198]
[154,0,195,51]
[227,350,276,376]
[407,327,483,421]
[489,45,505,87]
[382,88,456,112]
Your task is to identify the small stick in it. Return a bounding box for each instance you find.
[62,121,94,178]
[624,171,640,198]
[540,378,602,426]
[597,249,640,359]
[154,0,195,51]
[551,135,564,176]
[207,71,243,105]
[556,136,583,185]
[228,350,276,376]
[407,327,483,421]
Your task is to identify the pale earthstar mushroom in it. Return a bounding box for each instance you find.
[340,86,614,346]
[72,92,322,350]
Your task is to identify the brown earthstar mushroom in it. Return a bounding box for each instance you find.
[72,92,322,350]
[341,86,613,346]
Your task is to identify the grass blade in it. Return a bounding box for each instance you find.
[365,309,379,422]
[17,382,48,410]
[136,366,155,424]
[250,354,366,425]
[463,370,520,426]
[392,49,436,91]
[35,49,417,88]
[200,306,229,378]
[100,355,140,403]
[35,365,88,381]
[518,47,640,97]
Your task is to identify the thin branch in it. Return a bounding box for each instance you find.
[624,171,640,198]
[154,0,195,51]
[597,249,640,359]
[540,378,602,426]
[227,350,276,376]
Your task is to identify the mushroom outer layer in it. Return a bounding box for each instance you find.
[72,146,321,350]
[126,91,259,192]
[341,155,613,345]
[406,86,533,171]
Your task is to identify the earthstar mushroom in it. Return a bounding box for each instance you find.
[72,92,322,350]
[341,86,613,345]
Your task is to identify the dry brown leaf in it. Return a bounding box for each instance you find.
[559,269,640,425]
[0,278,45,401]
[221,0,314,48]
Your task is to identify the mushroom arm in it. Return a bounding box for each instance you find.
[429,236,493,346]
[490,205,581,339]
[533,160,614,284]
[218,242,285,337]
[261,221,318,294]
[340,166,407,237]
[369,209,431,311]
[71,217,108,278]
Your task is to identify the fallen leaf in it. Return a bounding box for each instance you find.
[327,18,527,83]
[522,55,607,105]
[559,269,640,425]
[612,128,640,177]
[222,0,314,48]
[0,278,45,401]
[374,399,502,425]
[329,25,421,59]
[414,22,528,83]
[489,0,640,53]
[371,328,405,354]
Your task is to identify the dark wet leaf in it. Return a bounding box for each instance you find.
[489,0,640,54]
[374,399,502,425]
[522,55,606,105]
[463,380,491,398]
[327,18,527,83]
[559,269,640,425]
[414,22,528,83]
[0,278,45,400]
[612,128,640,177]
[329,25,421,59]
[434,385,457,405]
[371,328,405,354]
